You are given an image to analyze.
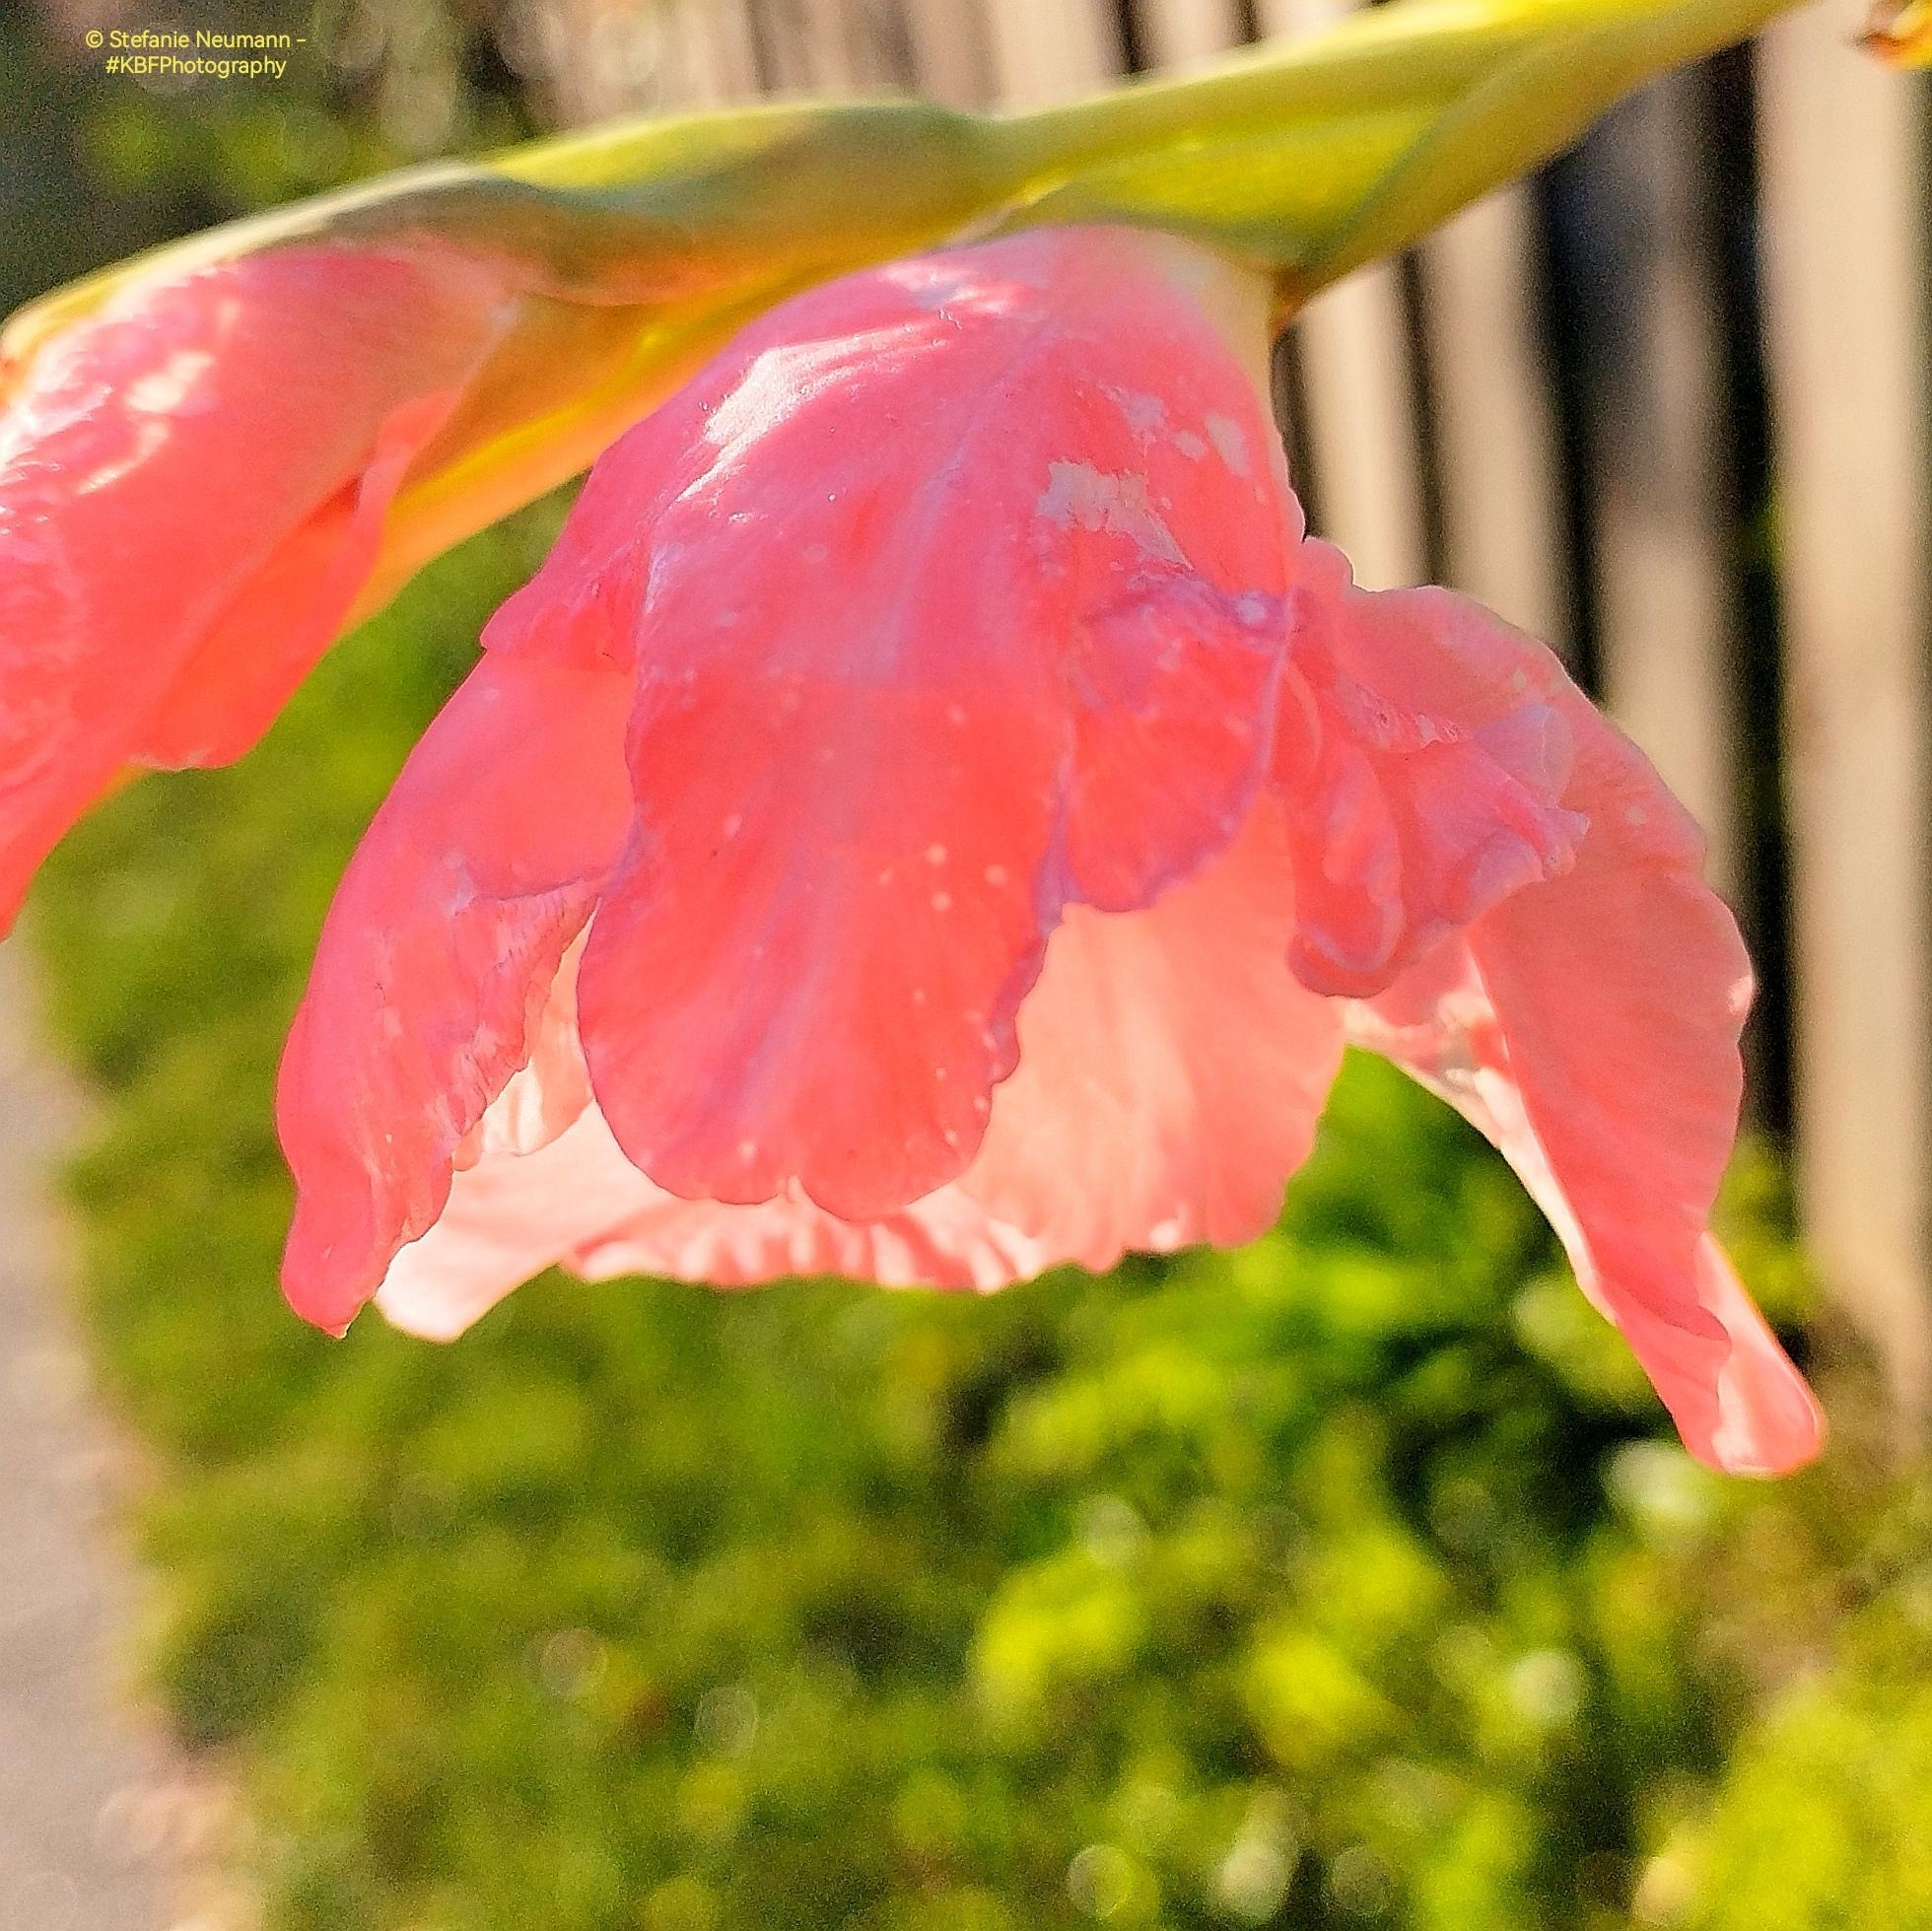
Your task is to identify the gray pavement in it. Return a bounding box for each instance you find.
[0,936,230,1931]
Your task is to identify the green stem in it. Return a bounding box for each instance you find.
[985,0,1804,295]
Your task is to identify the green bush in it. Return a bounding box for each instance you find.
[31,512,1932,1931]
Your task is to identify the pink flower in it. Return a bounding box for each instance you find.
[277,224,1823,1477]
[0,242,522,928]
[0,227,767,933]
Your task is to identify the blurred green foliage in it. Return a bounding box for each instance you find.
[26,511,1932,1930]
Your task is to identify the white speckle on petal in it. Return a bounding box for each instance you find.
[1036,460,1187,565]
[126,349,215,416]
[932,891,952,912]
[927,844,948,865]
[1205,412,1250,477]
[1105,385,1167,438]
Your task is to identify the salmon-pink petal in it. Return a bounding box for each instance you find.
[278,653,631,1335]
[1695,1238,1828,1475]
[1277,543,1585,999]
[0,243,516,929]
[961,797,1344,1266]
[133,389,465,770]
[450,932,595,1173]
[376,1106,656,1341]
[378,799,1339,1335]
[573,1184,1055,1296]
[486,228,1294,1220]
[375,1102,1061,1340]
[1337,589,1822,1474]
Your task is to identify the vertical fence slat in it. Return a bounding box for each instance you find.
[1132,0,1247,68]
[531,0,662,118]
[1419,188,1570,649]
[983,0,1124,104]
[1290,274,1429,588]
[900,0,995,105]
[795,0,862,86]
[1759,29,1932,1421]
[746,0,841,91]
[1255,0,1428,588]
[1582,76,1743,897]
[676,0,762,103]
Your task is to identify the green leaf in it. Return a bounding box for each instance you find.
[990,0,1797,296]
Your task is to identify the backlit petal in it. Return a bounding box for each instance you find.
[486,228,1294,1219]
[278,653,631,1334]
[962,797,1344,1265]
[376,798,1339,1334]
[573,1183,1055,1297]
[0,243,517,929]
[376,1103,1060,1340]
[1277,542,1585,998]
[1339,589,1823,1474]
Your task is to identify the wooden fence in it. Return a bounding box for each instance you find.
[530,0,1931,1422]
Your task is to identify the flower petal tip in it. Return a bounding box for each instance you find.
[1695,1239,1828,1478]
